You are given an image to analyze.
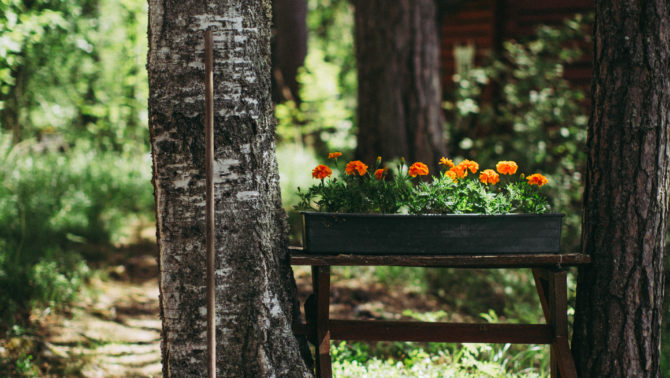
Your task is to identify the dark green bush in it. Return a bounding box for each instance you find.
[443,14,592,252]
[0,135,153,331]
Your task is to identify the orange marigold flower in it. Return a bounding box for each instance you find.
[311,164,332,180]
[408,162,429,177]
[439,157,454,168]
[496,161,518,175]
[445,170,458,181]
[479,169,500,185]
[459,159,479,174]
[374,168,387,180]
[449,164,468,179]
[345,160,369,176]
[527,173,548,187]
[328,152,343,159]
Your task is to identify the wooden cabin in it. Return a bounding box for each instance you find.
[439,0,594,93]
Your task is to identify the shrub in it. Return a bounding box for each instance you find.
[443,14,592,251]
[0,134,153,331]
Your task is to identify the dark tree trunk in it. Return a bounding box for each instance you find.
[271,0,307,104]
[353,0,446,169]
[572,1,670,376]
[147,1,311,376]
[1,63,25,144]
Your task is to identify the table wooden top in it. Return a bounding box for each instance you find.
[289,246,591,268]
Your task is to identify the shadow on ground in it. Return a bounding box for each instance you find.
[38,241,162,377]
[36,240,467,377]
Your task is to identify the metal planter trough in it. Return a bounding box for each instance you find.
[302,212,564,255]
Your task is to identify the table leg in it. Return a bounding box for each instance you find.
[548,270,577,378]
[533,269,577,378]
[532,269,556,376]
[312,265,332,378]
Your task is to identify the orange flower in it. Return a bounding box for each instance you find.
[459,159,479,174]
[445,170,458,181]
[449,164,468,179]
[527,173,548,187]
[328,152,342,159]
[408,162,429,177]
[479,169,500,185]
[496,161,518,175]
[345,160,368,176]
[439,157,454,168]
[311,164,332,180]
[374,168,387,180]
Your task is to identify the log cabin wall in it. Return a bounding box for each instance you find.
[439,0,594,93]
[439,0,499,92]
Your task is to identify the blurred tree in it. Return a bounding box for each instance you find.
[274,0,357,155]
[0,0,154,336]
[353,0,446,169]
[572,1,669,376]
[147,0,310,375]
[271,0,307,104]
[0,0,69,143]
[0,0,148,151]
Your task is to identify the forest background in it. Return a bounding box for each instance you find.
[0,0,667,375]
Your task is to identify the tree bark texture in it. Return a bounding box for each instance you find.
[353,0,446,170]
[572,1,670,376]
[147,1,311,376]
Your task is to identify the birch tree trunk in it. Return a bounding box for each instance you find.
[572,1,670,376]
[353,0,446,170]
[147,1,311,376]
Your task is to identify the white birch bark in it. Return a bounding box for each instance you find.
[147,1,311,376]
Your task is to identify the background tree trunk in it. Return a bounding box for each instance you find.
[353,0,446,169]
[271,0,307,104]
[147,1,311,376]
[572,1,670,376]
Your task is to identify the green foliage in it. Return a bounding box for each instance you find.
[296,157,550,215]
[0,325,42,375]
[14,353,34,375]
[276,0,357,243]
[296,157,411,214]
[0,0,68,101]
[330,302,550,375]
[408,177,549,215]
[275,0,356,153]
[0,134,153,331]
[0,0,152,335]
[332,339,549,376]
[423,268,547,325]
[444,13,592,251]
[0,0,148,150]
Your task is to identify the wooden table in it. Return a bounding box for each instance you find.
[289,247,590,378]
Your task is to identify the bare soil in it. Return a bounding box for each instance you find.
[33,242,459,377]
[37,244,162,377]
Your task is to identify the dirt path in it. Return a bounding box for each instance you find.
[38,243,453,377]
[41,251,162,377]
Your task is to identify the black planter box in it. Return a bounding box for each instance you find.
[302,212,564,255]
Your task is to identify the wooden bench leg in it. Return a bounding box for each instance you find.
[533,269,578,378]
[548,270,577,378]
[312,265,332,378]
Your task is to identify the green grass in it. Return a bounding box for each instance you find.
[331,340,549,377]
